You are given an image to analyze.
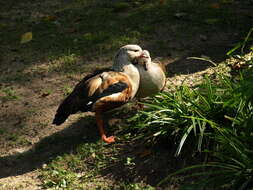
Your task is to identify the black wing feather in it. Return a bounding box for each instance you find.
[97,81,128,99]
[52,70,113,126]
[52,71,128,126]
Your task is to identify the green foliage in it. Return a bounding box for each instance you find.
[119,183,155,190]
[129,54,253,189]
[130,74,232,155]
[62,85,73,96]
[227,27,253,55]
[40,138,156,189]
[0,87,19,102]
[41,142,122,189]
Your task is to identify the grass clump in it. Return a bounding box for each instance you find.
[0,87,20,102]
[129,73,233,155]
[129,53,253,189]
[40,142,120,189]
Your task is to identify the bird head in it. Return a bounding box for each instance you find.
[114,44,143,64]
[137,50,151,65]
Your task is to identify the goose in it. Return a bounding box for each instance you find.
[53,45,143,143]
[135,50,167,98]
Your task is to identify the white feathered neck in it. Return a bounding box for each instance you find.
[113,52,140,99]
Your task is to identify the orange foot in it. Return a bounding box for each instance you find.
[102,135,115,144]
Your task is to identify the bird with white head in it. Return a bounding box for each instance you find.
[52,45,144,144]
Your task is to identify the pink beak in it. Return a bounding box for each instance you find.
[139,52,148,58]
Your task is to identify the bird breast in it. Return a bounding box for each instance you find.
[136,62,166,98]
[121,64,140,98]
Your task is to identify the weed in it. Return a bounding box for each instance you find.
[8,134,30,146]
[0,87,19,102]
[42,88,54,96]
[48,54,80,74]
[119,183,155,190]
[227,27,253,55]
[0,129,6,135]
[40,142,111,189]
[130,54,253,189]
[62,85,73,96]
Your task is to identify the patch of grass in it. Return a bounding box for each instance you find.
[7,133,31,146]
[40,142,113,189]
[41,156,80,189]
[0,87,20,102]
[62,85,73,96]
[0,70,33,84]
[40,138,158,189]
[1,0,251,66]
[129,53,253,189]
[0,128,6,135]
[0,0,251,87]
[118,183,155,190]
[42,88,54,96]
[48,54,80,74]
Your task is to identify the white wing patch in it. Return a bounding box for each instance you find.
[87,101,93,105]
[107,92,122,99]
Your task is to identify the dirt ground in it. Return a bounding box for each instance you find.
[0,0,252,189]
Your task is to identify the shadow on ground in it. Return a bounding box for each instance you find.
[99,137,203,187]
[0,115,99,178]
[0,108,202,188]
[0,0,252,78]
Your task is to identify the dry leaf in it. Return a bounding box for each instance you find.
[91,152,96,158]
[159,0,166,5]
[210,3,220,9]
[44,15,56,21]
[20,32,33,44]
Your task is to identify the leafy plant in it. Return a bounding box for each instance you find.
[130,54,253,189]
[129,73,234,155]
[226,27,253,55]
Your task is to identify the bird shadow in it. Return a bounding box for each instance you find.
[0,115,99,178]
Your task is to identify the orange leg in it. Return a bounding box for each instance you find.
[95,112,115,143]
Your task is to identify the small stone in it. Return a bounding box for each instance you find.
[200,34,207,41]
[42,163,47,169]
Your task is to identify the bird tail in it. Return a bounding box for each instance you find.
[52,93,81,126]
[52,69,112,126]
[52,112,69,125]
[52,97,73,125]
[52,88,93,126]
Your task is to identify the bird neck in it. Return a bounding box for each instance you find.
[122,63,140,98]
[113,54,140,98]
[113,53,130,72]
